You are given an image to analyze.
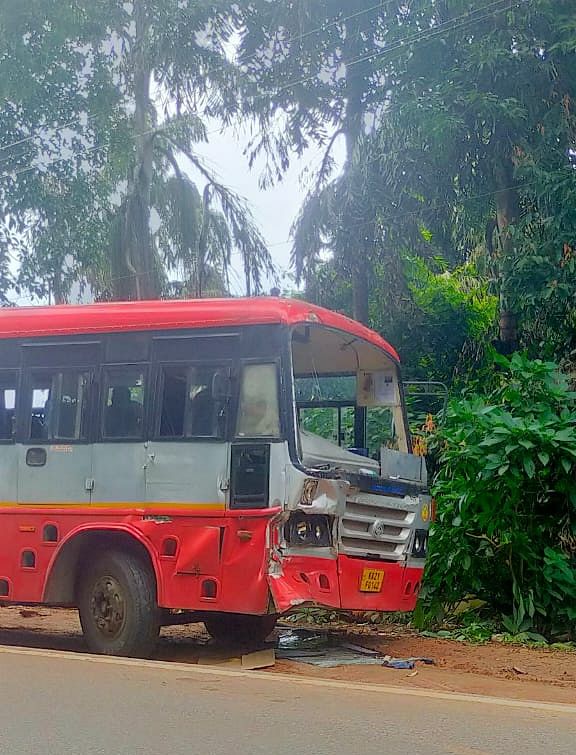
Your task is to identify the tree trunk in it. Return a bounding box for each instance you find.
[343,19,370,325]
[494,158,520,352]
[352,263,369,325]
[112,0,159,301]
[52,269,66,304]
[196,185,212,298]
[244,257,252,297]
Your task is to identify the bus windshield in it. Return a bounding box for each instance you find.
[291,324,408,474]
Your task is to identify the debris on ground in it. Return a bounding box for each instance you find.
[242,649,276,670]
[381,655,436,670]
[19,610,41,619]
[275,629,384,667]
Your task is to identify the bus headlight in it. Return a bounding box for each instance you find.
[284,512,332,547]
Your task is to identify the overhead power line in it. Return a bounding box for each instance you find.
[0,1,396,160]
[0,0,515,178]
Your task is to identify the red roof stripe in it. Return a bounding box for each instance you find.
[0,298,400,362]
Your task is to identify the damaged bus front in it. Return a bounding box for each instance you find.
[0,298,429,655]
[268,319,431,614]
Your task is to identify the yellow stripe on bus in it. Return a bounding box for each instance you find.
[0,501,226,511]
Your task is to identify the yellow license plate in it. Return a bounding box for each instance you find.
[360,568,384,593]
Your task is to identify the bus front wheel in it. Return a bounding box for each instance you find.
[78,550,160,658]
[204,613,277,645]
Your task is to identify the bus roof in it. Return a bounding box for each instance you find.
[0,298,400,362]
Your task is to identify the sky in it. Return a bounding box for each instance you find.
[194,125,346,297]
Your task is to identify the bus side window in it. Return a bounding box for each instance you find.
[158,365,227,439]
[103,368,146,439]
[0,372,17,441]
[236,364,281,439]
[28,370,90,441]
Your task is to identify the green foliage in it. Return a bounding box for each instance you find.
[407,259,496,342]
[424,353,576,638]
[399,258,497,384]
[306,255,496,387]
[420,613,498,645]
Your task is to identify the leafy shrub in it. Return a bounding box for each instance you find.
[422,353,576,638]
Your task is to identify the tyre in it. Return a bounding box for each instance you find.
[204,613,278,645]
[78,550,160,658]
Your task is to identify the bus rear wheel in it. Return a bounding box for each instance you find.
[204,613,277,645]
[78,550,160,658]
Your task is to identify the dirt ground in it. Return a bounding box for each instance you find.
[0,605,574,705]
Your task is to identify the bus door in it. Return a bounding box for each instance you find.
[17,357,94,506]
[144,364,231,510]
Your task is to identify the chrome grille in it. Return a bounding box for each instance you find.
[339,492,418,561]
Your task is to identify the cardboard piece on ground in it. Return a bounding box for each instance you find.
[197,654,242,668]
[241,648,276,670]
[196,647,275,670]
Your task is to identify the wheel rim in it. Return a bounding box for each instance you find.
[89,576,127,640]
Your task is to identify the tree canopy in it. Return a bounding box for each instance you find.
[0,0,274,303]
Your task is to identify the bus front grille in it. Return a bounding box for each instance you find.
[339,494,418,561]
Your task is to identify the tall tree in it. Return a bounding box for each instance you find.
[239,0,408,323]
[242,0,576,358]
[0,0,123,302]
[367,0,576,353]
[0,0,274,303]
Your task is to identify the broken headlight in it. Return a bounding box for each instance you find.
[284,512,332,547]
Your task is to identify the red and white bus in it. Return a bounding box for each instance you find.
[0,298,431,656]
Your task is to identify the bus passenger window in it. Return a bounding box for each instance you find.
[29,371,90,441]
[159,365,226,439]
[236,364,281,439]
[0,373,17,441]
[103,369,145,439]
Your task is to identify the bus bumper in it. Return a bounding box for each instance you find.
[268,555,424,614]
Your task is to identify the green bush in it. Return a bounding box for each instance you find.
[422,353,576,638]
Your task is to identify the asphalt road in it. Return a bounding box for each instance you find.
[1,648,574,755]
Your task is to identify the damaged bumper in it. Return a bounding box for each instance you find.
[268,554,423,614]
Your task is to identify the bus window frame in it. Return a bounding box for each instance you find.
[0,368,20,444]
[234,358,285,443]
[14,338,102,445]
[283,324,410,475]
[19,366,95,445]
[104,332,151,364]
[99,363,151,443]
[151,360,235,443]
[151,331,241,365]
